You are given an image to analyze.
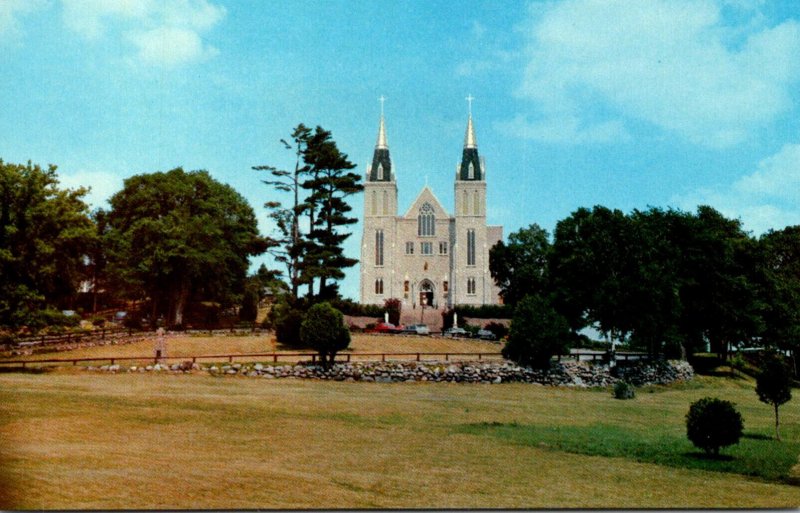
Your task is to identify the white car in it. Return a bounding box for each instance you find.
[402,324,430,335]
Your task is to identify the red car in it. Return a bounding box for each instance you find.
[372,322,402,334]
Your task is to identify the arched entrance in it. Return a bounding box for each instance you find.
[419,280,434,308]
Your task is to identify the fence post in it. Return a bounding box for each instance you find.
[101,329,106,340]
[478,353,482,361]
[347,354,351,363]
[416,353,420,362]
[445,354,449,361]
[381,354,385,362]
[273,354,277,363]
[312,354,316,363]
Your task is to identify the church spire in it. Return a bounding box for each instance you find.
[458,95,483,181]
[464,94,477,149]
[368,96,392,182]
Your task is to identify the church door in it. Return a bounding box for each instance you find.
[419,280,434,308]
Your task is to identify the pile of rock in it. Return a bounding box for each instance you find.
[613,359,695,385]
[84,358,693,387]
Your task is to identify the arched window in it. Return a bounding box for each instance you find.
[473,190,480,215]
[462,190,469,215]
[375,278,384,295]
[382,190,388,215]
[375,229,384,265]
[418,203,435,236]
[377,162,384,180]
[371,191,377,216]
[468,161,475,179]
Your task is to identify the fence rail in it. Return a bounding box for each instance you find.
[0,350,652,368]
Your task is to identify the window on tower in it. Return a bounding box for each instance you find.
[421,242,433,255]
[439,241,448,255]
[467,229,476,266]
[468,161,475,179]
[375,229,384,266]
[473,190,480,215]
[418,203,435,236]
[405,241,414,255]
[377,162,384,180]
[382,190,388,214]
[375,278,384,295]
[467,277,476,295]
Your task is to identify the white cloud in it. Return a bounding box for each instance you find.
[58,169,123,209]
[128,26,217,67]
[673,143,800,234]
[512,0,800,147]
[495,113,630,144]
[0,0,46,39]
[61,0,226,67]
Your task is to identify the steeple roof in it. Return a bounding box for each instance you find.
[458,112,483,181]
[368,110,392,182]
[464,113,477,149]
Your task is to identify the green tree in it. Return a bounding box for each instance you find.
[300,302,351,369]
[503,295,571,369]
[255,124,361,301]
[685,397,744,456]
[759,227,800,371]
[253,124,312,300]
[299,126,361,299]
[755,352,793,441]
[0,160,95,329]
[489,224,551,306]
[105,168,267,328]
[550,206,636,346]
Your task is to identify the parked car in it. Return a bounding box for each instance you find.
[444,326,469,338]
[402,324,430,335]
[373,322,402,334]
[476,329,497,341]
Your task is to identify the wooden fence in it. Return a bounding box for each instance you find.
[0,350,651,368]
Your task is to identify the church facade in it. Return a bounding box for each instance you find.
[359,108,503,309]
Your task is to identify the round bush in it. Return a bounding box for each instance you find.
[685,397,744,456]
[613,381,635,400]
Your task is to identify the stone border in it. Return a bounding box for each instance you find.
[83,359,694,387]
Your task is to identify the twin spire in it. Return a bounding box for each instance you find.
[370,95,481,182]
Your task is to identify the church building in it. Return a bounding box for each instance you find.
[359,102,503,311]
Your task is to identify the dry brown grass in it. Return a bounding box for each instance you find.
[0,372,798,509]
[7,333,501,364]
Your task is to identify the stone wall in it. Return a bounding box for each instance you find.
[85,358,694,387]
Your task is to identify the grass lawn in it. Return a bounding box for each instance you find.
[5,333,502,364]
[0,370,798,509]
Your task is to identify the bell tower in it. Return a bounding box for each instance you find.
[453,95,489,305]
[360,97,398,303]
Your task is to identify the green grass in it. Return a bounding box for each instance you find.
[458,421,800,482]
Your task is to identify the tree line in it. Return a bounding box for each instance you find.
[491,205,800,363]
[0,124,362,333]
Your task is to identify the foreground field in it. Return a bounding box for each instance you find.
[0,371,798,508]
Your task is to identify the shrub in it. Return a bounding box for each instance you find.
[238,287,259,323]
[685,397,744,456]
[275,308,304,346]
[755,352,793,441]
[300,302,350,369]
[90,315,106,328]
[384,298,402,325]
[613,381,635,400]
[502,295,571,369]
[483,321,508,340]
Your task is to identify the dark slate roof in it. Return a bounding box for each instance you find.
[458,147,482,181]
[368,148,392,182]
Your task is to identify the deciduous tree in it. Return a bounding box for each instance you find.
[105,168,267,328]
[0,160,95,329]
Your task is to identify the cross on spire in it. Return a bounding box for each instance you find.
[466,94,475,116]
[379,95,386,117]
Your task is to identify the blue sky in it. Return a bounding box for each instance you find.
[2,0,800,300]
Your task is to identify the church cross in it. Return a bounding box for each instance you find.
[466,94,475,115]
[379,95,387,116]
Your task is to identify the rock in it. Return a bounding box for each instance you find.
[493,376,502,384]
[226,369,237,375]
[109,364,120,372]
[254,363,264,371]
